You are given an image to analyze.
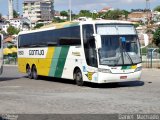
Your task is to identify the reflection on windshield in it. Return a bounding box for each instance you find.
[99,35,141,66]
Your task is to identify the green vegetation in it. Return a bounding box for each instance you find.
[13,10,19,18]
[60,11,68,17]
[52,17,66,23]
[103,9,123,20]
[78,10,92,18]
[153,27,160,47]
[7,25,20,35]
[34,23,44,29]
[154,5,160,12]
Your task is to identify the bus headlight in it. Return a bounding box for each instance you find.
[98,68,111,73]
[134,66,142,72]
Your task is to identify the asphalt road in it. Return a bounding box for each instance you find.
[0,66,160,114]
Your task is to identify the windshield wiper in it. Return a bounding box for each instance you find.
[122,48,134,65]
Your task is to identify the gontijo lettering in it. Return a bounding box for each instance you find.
[29,50,44,55]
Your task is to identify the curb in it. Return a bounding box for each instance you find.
[3,64,18,67]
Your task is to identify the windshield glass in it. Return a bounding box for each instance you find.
[98,35,141,66]
[96,24,141,66]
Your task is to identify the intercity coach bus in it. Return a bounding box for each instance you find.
[18,20,145,86]
[0,34,3,75]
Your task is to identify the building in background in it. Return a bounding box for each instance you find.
[8,0,14,19]
[23,0,54,23]
[98,7,114,13]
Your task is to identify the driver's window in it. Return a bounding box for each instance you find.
[82,25,98,67]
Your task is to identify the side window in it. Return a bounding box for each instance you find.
[59,26,81,46]
[82,25,98,67]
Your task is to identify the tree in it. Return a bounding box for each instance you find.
[13,10,19,18]
[34,23,44,29]
[60,11,68,17]
[104,9,122,20]
[121,10,130,20]
[7,25,20,35]
[154,5,160,12]
[153,27,160,47]
[78,10,92,17]
[52,17,65,23]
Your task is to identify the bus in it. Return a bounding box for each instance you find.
[18,20,145,86]
[0,34,3,75]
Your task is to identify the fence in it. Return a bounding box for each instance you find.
[142,48,160,68]
[3,57,17,65]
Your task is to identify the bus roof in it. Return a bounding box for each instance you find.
[19,20,133,35]
[41,20,132,29]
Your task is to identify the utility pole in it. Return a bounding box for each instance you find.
[16,0,19,15]
[69,0,71,21]
[8,0,14,19]
[146,0,150,25]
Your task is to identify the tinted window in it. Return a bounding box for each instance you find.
[18,26,81,48]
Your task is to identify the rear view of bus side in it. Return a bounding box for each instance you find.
[18,20,142,86]
[0,34,3,75]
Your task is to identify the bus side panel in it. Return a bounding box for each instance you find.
[48,46,70,78]
[61,46,99,83]
[61,46,83,80]
[18,58,27,73]
[38,47,55,76]
[18,47,55,76]
[18,58,38,73]
[0,34,3,75]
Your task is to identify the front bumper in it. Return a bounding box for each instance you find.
[97,71,142,83]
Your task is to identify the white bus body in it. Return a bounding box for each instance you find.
[18,20,142,86]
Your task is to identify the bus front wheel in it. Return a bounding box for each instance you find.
[74,69,84,86]
[32,66,38,80]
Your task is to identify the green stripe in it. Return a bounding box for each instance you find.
[63,22,79,28]
[55,46,70,78]
[49,47,62,77]
[121,66,131,70]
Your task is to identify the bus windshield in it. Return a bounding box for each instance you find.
[96,24,141,66]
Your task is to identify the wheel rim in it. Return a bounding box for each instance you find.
[27,67,32,78]
[75,70,83,86]
[33,67,38,79]
[76,72,82,82]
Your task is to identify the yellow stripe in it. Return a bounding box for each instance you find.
[131,65,137,69]
[18,47,55,76]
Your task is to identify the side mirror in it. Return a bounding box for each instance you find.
[141,34,149,48]
[93,34,102,49]
[0,34,3,46]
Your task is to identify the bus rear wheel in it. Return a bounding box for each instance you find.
[26,66,32,79]
[74,69,84,86]
[32,66,38,80]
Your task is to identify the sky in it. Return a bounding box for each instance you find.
[0,0,160,16]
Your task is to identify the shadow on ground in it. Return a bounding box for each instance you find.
[0,77,23,82]
[35,76,145,89]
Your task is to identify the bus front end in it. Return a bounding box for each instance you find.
[95,23,142,83]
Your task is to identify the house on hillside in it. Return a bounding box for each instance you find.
[3,36,17,48]
[128,11,151,23]
[99,7,114,13]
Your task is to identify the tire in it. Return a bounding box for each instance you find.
[26,66,32,79]
[74,69,84,86]
[32,66,38,80]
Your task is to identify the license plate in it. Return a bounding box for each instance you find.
[120,76,127,79]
